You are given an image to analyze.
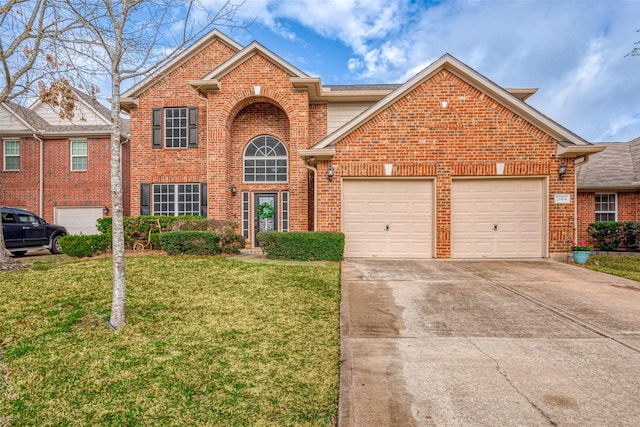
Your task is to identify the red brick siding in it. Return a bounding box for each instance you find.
[128,40,237,215]
[577,191,640,244]
[316,69,574,257]
[206,54,310,235]
[1,136,113,222]
[128,51,312,244]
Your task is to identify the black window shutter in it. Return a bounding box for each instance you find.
[200,183,207,217]
[140,183,150,215]
[188,106,198,148]
[152,108,162,148]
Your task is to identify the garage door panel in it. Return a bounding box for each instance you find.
[54,207,103,235]
[452,179,544,259]
[343,180,433,258]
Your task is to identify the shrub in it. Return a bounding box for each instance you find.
[623,222,640,251]
[59,234,110,257]
[587,222,624,251]
[159,231,221,256]
[97,215,203,249]
[257,231,344,261]
[168,218,246,254]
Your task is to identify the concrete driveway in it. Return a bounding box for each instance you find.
[339,259,640,426]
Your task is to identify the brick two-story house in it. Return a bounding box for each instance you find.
[0,89,130,235]
[119,29,604,259]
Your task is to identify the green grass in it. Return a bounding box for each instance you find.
[587,255,640,283]
[0,256,341,426]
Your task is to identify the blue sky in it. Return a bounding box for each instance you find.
[206,0,639,143]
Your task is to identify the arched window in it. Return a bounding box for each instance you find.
[243,135,288,182]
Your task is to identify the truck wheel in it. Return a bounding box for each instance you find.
[50,235,63,254]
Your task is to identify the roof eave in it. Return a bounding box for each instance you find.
[557,144,606,158]
[299,148,335,160]
[188,79,221,97]
[291,77,393,103]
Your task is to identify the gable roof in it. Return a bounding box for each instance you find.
[121,29,242,101]
[577,138,640,191]
[302,54,600,159]
[189,41,309,96]
[1,91,128,138]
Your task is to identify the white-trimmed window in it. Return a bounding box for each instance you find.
[164,108,188,148]
[153,183,200,216]
[71,140,87,171]
[4,140,20,171]
[595,193,617,222]
[243,135,288,182]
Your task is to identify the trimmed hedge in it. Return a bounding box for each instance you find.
[587,221,640,251]
[257,231,344,261]
[159,231,221,256]
[59,234,110,257]
[168,218,246,254]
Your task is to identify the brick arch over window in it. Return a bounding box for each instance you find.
[228,102,291,186]
[224,90,293,129]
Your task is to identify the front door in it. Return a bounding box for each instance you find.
[254,193,277,247]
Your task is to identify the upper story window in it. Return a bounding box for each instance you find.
[243,135,288,182]
[595,193,617,222]
[4,140,19,171]
[71,140,88,171]
[152,106,198,149]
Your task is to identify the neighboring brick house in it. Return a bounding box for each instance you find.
[120,29,604,258]
[0,89,130,235]
[577,137,640,244]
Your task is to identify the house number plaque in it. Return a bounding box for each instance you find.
[554,194,571,204]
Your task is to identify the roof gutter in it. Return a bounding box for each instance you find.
[33,133,44,217]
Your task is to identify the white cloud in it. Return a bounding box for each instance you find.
[206,0,640,141]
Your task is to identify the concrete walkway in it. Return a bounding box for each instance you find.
[339,259,640,426]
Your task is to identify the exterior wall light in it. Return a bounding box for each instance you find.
[327,165,334,181]
[558,162,567,180]
[103,206,109,215]
[231,185,237,196]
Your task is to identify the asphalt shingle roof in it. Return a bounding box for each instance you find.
[577,139,640,190]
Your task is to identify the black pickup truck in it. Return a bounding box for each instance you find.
[1,207,68,256]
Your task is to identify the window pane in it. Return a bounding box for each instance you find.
[595,194,616,222]
[243,136,288,182]
[5,157,19,170]
[71,141,87,171]
[165,108,188,148]
[5,141,19,155]
[4,141,19,170]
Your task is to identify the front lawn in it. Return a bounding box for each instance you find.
[587,255,640,283]
[0,256,341,426]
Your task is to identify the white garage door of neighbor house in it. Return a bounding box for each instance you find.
[54,207,103,235]
[342,179,433,258]
[451,178,545,258]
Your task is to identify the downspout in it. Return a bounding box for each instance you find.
[194,88,209,217]
[302,157,318,231]
[33,133,44,217]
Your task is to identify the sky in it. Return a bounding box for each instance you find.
[204,0,640,143]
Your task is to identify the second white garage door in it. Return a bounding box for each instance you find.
[451,178,545,258]
[54,206,103,235]
[342,179,433,258]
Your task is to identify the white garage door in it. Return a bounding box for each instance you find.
[54,207,103,235]
[451,178,545,258]
[342,179,433,258]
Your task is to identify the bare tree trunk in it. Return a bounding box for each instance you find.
[109,74,126,329]
[0,223,12,265]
